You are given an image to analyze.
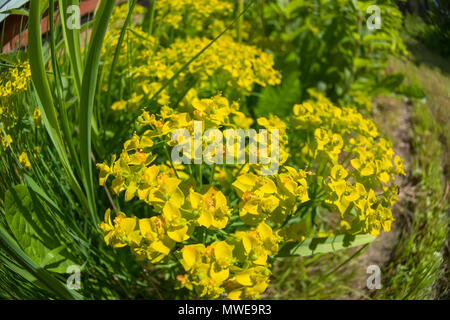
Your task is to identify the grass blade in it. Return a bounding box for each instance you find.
[58,0,83,96]
[79,0,115,225]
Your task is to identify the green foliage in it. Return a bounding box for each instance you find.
[4,185,77,273]
[253,0,406,113]
[424,0,450,57]
[278,234,375,257]
[403,2,450,58]
[255,71,302,118]
[0,0,446,300]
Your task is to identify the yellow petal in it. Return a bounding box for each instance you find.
[228,289,243,300]
[181,244,203,270]
[167,225,189,242]
[210,264,229,283]
[235,270,253,286]
[198,209,213,228]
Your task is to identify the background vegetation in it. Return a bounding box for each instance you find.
[0,0,448,299]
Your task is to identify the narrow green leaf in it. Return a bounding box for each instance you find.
[277,234,376,257]
[58,0,83,96]
[106,0,136,107]
[79,0,115,225]
[0,8,28,16]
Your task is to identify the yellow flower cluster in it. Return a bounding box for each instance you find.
[145,36,280,95]
[97,93,312,299]
[0,61,31,98]
[96,4,405,299]
[108,2,146,28]
[233,167,309,226]
[1,134,13,151]
[177,222,277,299]
[0,61,32,158]
[19,152,31,168]
[0,61,31,132]
[102,28,280,111]
[155,0,233,31]
[289,91,406,236]
[98,86,406,298]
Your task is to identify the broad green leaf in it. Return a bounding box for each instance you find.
[256,71,302,118]
[4,185,77,273]
[0,223,82,299]
[277,233,376,257]
[0,0,28,22]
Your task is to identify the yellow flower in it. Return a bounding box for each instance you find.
[185,187,231,229]
[227,266,271,300]
[177,241,234,298]
[233,173,279,225]
[148,175,185,210]
[111,100,127,111]
[1,134,12,150]
[139,217,175,263]
[33,107,42,128]
[232,223,278,266]
[19,152,31,168]
[99,209,139,248]
[162,202,192,242]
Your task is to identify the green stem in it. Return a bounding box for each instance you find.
[147,0,156,35]
[163,142,179,179]
[237,0,244,42]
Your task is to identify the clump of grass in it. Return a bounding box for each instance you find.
[376,101,448,299]
[375,42,450,299]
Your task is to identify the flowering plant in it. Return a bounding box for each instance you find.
[0,0,407,300]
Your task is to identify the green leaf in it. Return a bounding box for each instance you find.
[255,71,302,118]
[58,0,83,97]
[0,223,82,299]
[79,0,116,226]
[378,72,405,91]
[4,185,77,273]
[277,233,376,257]
[0,8,28,16]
